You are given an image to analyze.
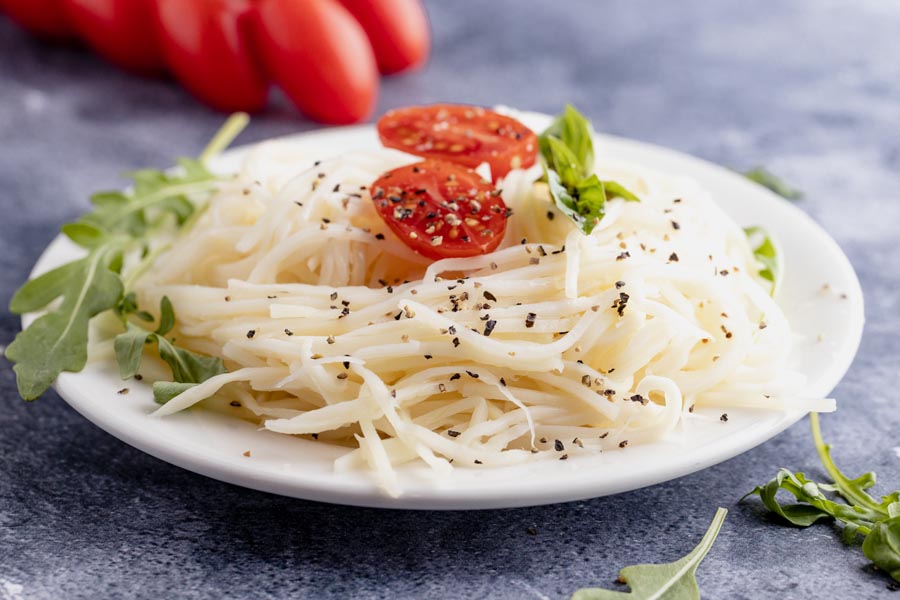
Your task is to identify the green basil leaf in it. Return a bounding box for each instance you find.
[542,135,583,188]
[540,104,594,176]
[602,180,640,202]
[570,508,727,599]
[863,517,900,583]
[540,105,639,237]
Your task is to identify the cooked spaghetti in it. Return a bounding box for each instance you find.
[132,135,832,495]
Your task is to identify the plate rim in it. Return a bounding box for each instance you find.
[25,114,865,510]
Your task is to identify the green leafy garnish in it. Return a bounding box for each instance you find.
[743,226,781,296]
[742,167,803,200]
[539,105,639,235]
[745,413,900,582]
[571,507,727,599]
[6,113,248,400]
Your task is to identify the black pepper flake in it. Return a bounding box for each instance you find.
[525,312,537,328]
[619,440,629,448]
[630,394,647,405]
[474,459,483,465]
[616,251,631,261]
[581,374,592,387]
[559,454,569,461]
[330,291,338,301]
[465,370,479,379]
[448,325,457,335]
[554,439,565,452]
[246,330,256,339]
[671,220,681,230]
[483,290,497,302]
[284,328,294,336]
[117,388,129,395]
[394,311,403,321]
[615,280,626,289]
[386,286,393,294]
[230,400,241,407]
[452,337,460,347]
[721,413,729,422]
[499,377,506,387]
[134,374,143,381]
[332,183,340,192]
[342,361,350,369]
[375,233,385,240]
[341,300,350,307]
[336,372,348,380]
[447,429,461,438]
[669,252,679,262]
[546,211,555,221]
[483,320,497,337]
[311,433,319,439]
[450,373,461,381]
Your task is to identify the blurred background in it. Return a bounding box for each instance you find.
[1,1,899,598]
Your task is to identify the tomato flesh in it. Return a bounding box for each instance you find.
[370,160,509,260]
[377,105,538,181]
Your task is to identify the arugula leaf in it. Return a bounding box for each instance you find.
[114,296,226,385]
[153,382,198,405]
[570,508,727,599]
[864,518,900,581]
[743,226,781,296]
[742,167,803,200]
[7,113,247,401]
[746,413,900,582]
[6,250,123,399]
[539,105,639,235]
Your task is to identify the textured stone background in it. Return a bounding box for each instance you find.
[2,1,900,598]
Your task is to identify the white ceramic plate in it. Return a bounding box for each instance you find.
[25,112,864,509]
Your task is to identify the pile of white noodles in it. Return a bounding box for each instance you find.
[132,135,833,495]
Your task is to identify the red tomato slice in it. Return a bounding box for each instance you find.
[336,0,430,75]
[370,160,509,260]
[153,0,268,113]
[0,0,73,38]
[377,105,538,181]
[251,0,378,124]
[62,0,165,73]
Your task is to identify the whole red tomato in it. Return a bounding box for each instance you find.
[251,0,378,124]
[153,0,268,112]
[0,0,72,38]
[62,0,165,73]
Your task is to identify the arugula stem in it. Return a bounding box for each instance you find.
[123,243,172,291]
[110,181,219,229]
[811,413,884,514]
[199,112,249,165]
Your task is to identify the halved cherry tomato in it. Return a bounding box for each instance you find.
[252,0,378,124]
[336,0,429,75]
[0,0,73,38]
[370,160,508,260]
[377,105,538,181]
[153,0,268,113]
[62,0,164,73]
